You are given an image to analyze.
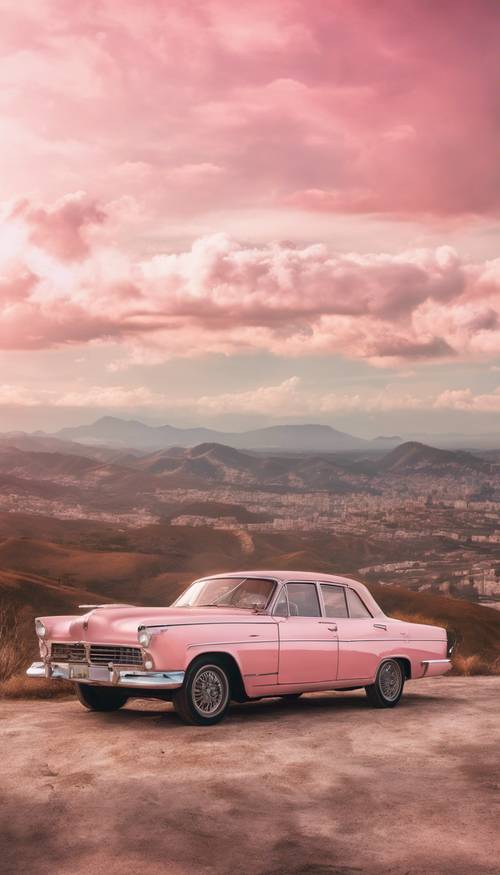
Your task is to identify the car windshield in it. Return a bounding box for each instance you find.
[174,577,276,611]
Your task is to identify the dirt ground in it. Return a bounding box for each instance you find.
[1,676,499,875]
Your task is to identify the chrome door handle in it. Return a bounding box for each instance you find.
[327,624,337,632]
[374,623,387,630]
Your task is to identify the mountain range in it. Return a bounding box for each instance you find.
[55,417,377,451]
[53,416,498,452]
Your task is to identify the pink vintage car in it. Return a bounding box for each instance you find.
[27,571,452,724]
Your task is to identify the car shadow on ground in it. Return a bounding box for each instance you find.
[92,687,462,728]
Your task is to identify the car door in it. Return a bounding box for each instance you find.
[276,581,339,684]
[335,586,408,681]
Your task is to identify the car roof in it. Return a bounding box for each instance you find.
[204,569,358,584]
[198,570,384,617]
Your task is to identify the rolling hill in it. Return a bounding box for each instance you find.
[0,432,135,460]
[375,441,492,474]
[133,441,359,490]
[0,440,494,510]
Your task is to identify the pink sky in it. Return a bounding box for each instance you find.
[0,0,499,432]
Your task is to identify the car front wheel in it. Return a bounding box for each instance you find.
[75,683,129,711]
[173,658,231,725]
[365,659,404,708]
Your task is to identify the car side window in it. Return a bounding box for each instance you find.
[286,582,321,617]
[273,587,289,617]
[320,584,348,618]
[346,588,372,618]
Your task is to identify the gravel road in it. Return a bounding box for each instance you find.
[1,677,499,875]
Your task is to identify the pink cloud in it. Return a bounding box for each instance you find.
[0,1,498,219]
[12,193,106,261]
[0,196,499,364]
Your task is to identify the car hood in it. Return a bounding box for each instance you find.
[40,605,274,644]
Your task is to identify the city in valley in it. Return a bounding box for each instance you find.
[0,420,498,611]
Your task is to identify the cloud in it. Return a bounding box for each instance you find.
[1,200,499,366]
[0,384,168,409]
[11,192,106,261]
[193,381,500,417]
[195,377,304,415]
[190,378,430,416]
[2,378,499,418]
[0,2,499,219]
[433,388,500,413]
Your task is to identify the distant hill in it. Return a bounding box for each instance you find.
[0,432,138,462]
[55,416,369,452]
[401,431,500,451]
[0,439,493,500]
[134,441,357,490]
[0,445,161,493]
[376,441,491,474]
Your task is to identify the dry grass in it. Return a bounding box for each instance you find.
[384,602,500,676]
[0,599,36,682]
[0,598,74,697]
[452,653,500,676]
[0,673,73,698]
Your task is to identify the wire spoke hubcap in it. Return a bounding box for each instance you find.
[379,661,402,701]
[192,666,228,717]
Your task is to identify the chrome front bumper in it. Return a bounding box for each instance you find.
[26,661,184,689]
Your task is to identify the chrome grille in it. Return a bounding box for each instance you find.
[50,642,143,666]
[51,642,86,662]
[89,645,142,666]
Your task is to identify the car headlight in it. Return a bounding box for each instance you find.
[138,627,151,647]
[35,619,46,638]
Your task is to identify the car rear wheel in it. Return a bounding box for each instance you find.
[75,683,129,711]
[173,658,231,725]
[365,659,404,708]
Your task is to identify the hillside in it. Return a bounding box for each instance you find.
[0,439,494,505]
[376,441,491,474]
[134,441,357,490]
[0,432,138,462]
[0,445,161,503]
[1,517,499,685]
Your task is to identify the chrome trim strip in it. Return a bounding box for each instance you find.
[255,676,373,687]
[272,638,339,643]
[421,659,451,665]
[421,658,451,677]
[187,639,276,649]
[26,662,185,689]
[337,638,443,643]
[138,620,276,629]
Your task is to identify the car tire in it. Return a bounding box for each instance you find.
[173,657,231,725]
[75,683,129,711]
[365,659,404,708]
